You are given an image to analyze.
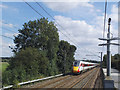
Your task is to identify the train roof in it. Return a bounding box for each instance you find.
[73,60,97,64]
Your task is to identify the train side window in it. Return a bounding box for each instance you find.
[82,64,84,67]
[85,64,87,67]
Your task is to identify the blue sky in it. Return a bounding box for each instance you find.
[0,1,119,61]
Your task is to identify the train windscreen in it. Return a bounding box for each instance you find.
[73,61,80,66]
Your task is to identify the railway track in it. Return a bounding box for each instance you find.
[72,67,100,88]
[25,67,100,88]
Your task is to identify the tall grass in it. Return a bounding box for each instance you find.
[0,62,9,73]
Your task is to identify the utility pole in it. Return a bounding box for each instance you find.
[99,52,103,67]
[107,18,111,76]
[99,18,120,76]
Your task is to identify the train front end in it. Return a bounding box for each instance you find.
[72,61,80,74]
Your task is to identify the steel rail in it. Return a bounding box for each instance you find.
[37,75,71,88]
[70,68,98,88]
[81,68,99,88]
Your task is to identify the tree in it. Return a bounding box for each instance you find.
[57,40,76,74]
[3,17,77,86]
[67,45,77,70]
[114,54,120,60]
[12,18,59,76]
[2,47,49,85]
[13,18,58,52]
[103,54,107,67]
[103,54,120,71]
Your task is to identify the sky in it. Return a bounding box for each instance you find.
[0,0,119,61]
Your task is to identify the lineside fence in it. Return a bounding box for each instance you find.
[2,74,63,89]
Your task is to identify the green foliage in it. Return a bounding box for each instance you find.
[13,17,59,76]
[3,18,76,86]
[12,80,20,88]
[2,70,12,85]
[111,54,120,71]
[102,54,107,67]
[13,18,58,52]
[0,62,9,73]
[113,54,120,60]
[1,57,11,62]
[57,40,76,74]
[2,47,48,85]
[103,54,120,71]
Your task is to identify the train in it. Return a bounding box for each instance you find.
[72,60,98,74]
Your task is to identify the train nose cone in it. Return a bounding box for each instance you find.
[73,66,79,73]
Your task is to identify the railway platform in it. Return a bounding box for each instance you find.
[103,68,120,89]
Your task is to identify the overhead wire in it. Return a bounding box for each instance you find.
[34,1,99,57]
[2,27,18,33]
[35,2,93,52]
[35,1,79,46]
[2,23,19,40]
[103,0,107,39]
[0,35,13,40]
[1,1,99,59]
[24,0,79,47]
[102,0,107,55]
[23,0,100,59]
[23,0,44,17]
[2,21,20,30]
[1,22,19,40]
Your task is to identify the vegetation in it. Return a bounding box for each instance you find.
[0,62,9,73]
[1,57,11,62]
[102,54,120,71]
[57,40,76,74]
[2,48,47,85]
[2,18,76,86]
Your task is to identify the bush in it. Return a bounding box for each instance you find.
[103,54,120,71]
[2,47,48,86]
[2,70,12,85]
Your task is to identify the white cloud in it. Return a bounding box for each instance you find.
[54,15,102,59]
[0,36,2,57]
[55,15,100,38]
[5,23,14,28]
[0,20,16,28]
[44,2,93,12]
[54,14,118,60]
[109,4,118,23]
[1,2,118,58]
[79,2,93,8]
[41,0,90,2]
[0,39,14,57]
[4,33,18,37]
[39,0,119,2]
[96,9,101,12]
[89,4,118,56]
[0,4,8,9]
[0,4,19,13]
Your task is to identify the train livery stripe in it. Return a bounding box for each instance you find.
[81,63,94,67]
[72,60,98,74]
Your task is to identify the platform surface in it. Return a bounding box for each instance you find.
[103,68,120,89]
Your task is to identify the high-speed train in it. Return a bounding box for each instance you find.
[72,60,98,74]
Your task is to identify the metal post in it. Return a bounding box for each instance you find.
[99,18,119,76]
[107,18,111,76]
[100,52,103,67]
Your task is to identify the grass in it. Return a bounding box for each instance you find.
[0,62,9,73]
